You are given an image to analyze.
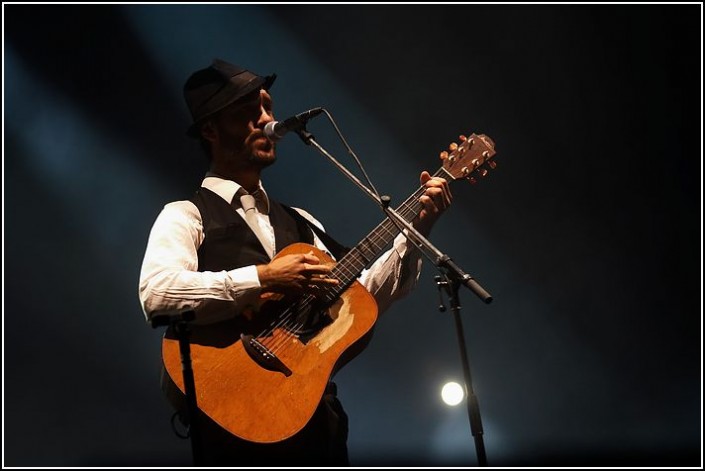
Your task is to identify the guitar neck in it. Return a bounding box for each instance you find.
[324,167,452,299]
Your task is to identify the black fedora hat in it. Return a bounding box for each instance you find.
[183,59,276,138]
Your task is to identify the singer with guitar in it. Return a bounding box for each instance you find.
[139,58,456,466]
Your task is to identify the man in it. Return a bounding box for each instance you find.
[139,58,452,466]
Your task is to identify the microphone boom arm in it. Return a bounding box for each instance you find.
[299,129,492,304]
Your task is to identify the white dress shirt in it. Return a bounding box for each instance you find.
[139,176,423,324]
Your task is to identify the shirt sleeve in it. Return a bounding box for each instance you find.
[358,231,423,315]
[293,208,423,316]
[138,201,263,325]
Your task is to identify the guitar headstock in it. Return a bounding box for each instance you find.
[441,133,497,184]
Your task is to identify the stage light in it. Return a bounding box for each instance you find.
[441,381,465,406]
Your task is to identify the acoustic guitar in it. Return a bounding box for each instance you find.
[162,133,497,443]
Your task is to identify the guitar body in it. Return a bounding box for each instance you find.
[162,242,378,444]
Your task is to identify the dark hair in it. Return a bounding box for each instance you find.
[198,135,212,161]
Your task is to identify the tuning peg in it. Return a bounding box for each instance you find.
[468,176,478,185]
[439,150,449,161]
[449,142,459,152]
[487,160,497,169]
[479,169,489,178]
[459,134,467,142]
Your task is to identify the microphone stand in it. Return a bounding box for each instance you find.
[294,127,490,466]
[436,274,488,466]
[151,310,203,466]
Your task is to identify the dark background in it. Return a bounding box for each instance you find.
[4,4,701,467]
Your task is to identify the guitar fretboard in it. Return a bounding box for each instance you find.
[322,167,451,302]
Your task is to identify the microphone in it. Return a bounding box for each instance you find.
[264,107,324,141]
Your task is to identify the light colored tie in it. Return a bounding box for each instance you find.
[239,192,273,259]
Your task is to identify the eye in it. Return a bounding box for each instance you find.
[244,102,260,114]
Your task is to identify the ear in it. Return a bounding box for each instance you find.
[200,120,217,143]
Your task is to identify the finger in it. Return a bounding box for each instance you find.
[302,276,340,294]
[423,176,446,188]
[424,186,445,203]
[309,275,340,286]
[424,177,452,206]
[429,189,448,210]
[419,195,439,214]
[419,170,432,185]
[302,263,333,274]
[424,187,443,198]
[439,180,452,206]
[301,253,321,265]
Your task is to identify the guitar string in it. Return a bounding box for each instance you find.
[260,167,450,356]
[257,166,453,355]
[260,217,395,354]
[260,182,433,355]
[258,209,409,350]
[261,165,453,355]
[260,173,439,355]
[258,189,424,355]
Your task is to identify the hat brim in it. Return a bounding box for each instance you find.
[187,73,276,138]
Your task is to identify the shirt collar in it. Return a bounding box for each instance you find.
[202,173,270,214]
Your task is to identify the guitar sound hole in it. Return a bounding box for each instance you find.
[285,298,332,343]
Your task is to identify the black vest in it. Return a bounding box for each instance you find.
[191,187,315,271]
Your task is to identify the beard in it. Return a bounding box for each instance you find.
[248,147,277,168]
[220,129,277,169]
[246,134,277,168]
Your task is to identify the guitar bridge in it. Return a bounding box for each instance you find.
[240,334,292,377]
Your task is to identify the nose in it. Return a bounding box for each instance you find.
[258,106,274,126]
[256,89,274,129]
